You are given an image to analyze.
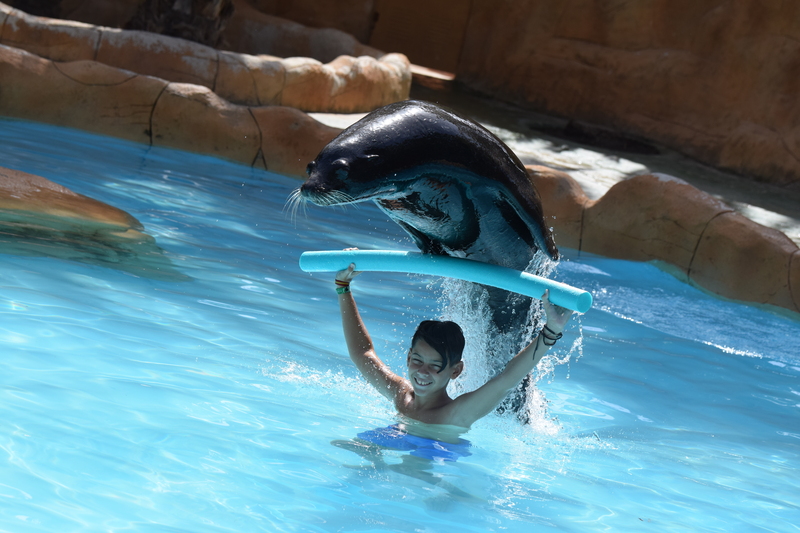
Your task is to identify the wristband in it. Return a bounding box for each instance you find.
[541,325,563,346]
[335,279,350,295]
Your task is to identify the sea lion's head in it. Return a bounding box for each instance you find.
[298,101,453,207]
[300,142,392,206]
[298,107,416,207]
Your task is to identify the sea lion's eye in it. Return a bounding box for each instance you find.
[332,159,349,180]
[364,154,381,164]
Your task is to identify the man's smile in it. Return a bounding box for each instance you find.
[413,375,433,387]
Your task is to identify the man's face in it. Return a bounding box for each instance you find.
[407,338,461,396]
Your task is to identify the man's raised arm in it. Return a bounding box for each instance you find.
[449,290,574,426]
[336,263,406,400]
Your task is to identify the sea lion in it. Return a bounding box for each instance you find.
[297,100,559,420]
[300,99,557,266]
[299,100,558,325]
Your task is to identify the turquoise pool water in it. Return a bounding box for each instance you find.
[1,118,798,532]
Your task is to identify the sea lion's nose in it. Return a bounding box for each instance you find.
[300,177,327,196]
[305,160,316,176]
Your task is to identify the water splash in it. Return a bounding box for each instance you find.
[428,250,580,430]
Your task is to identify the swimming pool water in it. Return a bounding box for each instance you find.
[1,118,798,532]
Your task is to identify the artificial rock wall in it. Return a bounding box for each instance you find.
[0,3,411,113]
[458,0,800,190]
[0,42,342,177]
[242,0,800,189]
[530,166,800,314]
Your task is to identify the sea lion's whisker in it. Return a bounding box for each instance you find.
[283,188,307,225]
[315,190,343,207]
[282,188,299,214]
[282,188,299,212]
[327,190,357,208]
[297,194,310,221]
[283,188,358,222]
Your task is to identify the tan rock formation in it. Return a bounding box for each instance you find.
[690,213,799,311]
[0,166,144,237]
[147,81,342,175]
[459,0,800,189]
[530,168,800,314]
[0,2,411,113]
[581,174,734,277]
[250,106,343,177]
[10,0,384,64]
[96,26,220,87]
[1,6,100,61]
[0,44,163,144]
[278,54,410,113]
[525,165,587,251]
[150,82,263,165]
[0,165,187,279]
[0,44,341,177]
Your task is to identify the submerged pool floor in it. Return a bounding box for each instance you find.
[1,118,799,532]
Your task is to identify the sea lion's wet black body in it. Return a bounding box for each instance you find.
[300,100,559,420]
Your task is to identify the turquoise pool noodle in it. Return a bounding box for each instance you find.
[299,250,593,313]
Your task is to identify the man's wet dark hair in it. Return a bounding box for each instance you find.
[411,320,465,372]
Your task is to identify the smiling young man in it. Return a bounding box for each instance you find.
[334,262,573,433]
